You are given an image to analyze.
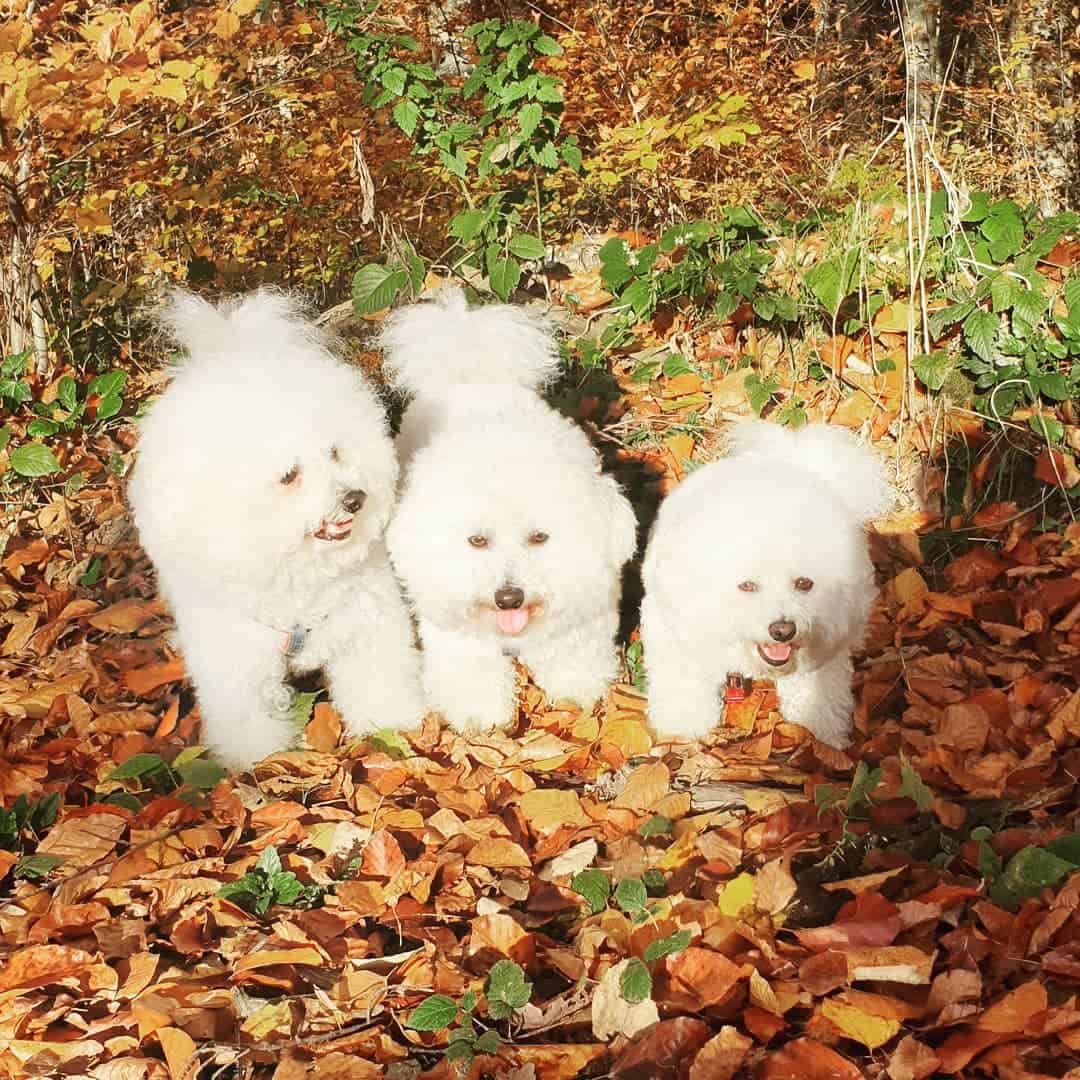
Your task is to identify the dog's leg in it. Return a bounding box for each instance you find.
[176,607,295,769]
[324,586,426,735]
[522,613,619,709]
[776,653,855,748]
[641,598,721,740]
[419,620,517,733]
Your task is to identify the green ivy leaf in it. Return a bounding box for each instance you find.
[532,33,562,56]
[643,929,692,964]
[9,443,61,478]
[352,263,409,315]
[88,371,127,398]
[516,101,542,140]
[614,877,648,915]
[392,98,420,136]
[407,994,460,1031]
[473,1029,501,1054]
[109,753,167,780]
[619,959,653,1004]
[449,208,489,244]
[488,257,521,302]
[27,419,59,437]
[57,375,78,412]
[508,233,546,261]
[1002,845,1076,898]
[963,309,998,365]
[485,958,532,1019]
[912,351,953,392]
[571,867,611,914]
[257,845,283,877]
[639,814,673,838]
[1039,373,1070,402]
[1029,414,1065,443]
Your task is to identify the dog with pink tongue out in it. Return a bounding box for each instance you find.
[383,289,638,734]
[641,420,892,749]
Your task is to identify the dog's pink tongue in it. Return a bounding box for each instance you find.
[496,608,530,635]
[761,642,792,662]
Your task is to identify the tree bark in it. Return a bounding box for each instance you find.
[900,0,943,135]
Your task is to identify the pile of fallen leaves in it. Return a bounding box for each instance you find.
[4,290,1080,1080]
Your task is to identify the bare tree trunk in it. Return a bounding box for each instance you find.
[900,0,943,135]
[1007,0,1076,213]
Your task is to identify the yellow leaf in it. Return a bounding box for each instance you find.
[749,969,784,1014]
[232,0,262,13]
[158,1026,197,1080]
[598,714,652,755]
[233,947,325,972]
[162,59,196,80]
[240,999,294,1040]
[821,998,901,1049]
[214,10,241,39]
[201,61,223,89]
[658,830,698,870]
[612,761,669,813]
[466,837,532,868]
[717,872,755,918]
[106,76,131,105]
[152,77,186,105]
[792,60,817,79]
[518,788,590,834]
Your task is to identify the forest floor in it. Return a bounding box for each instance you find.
[3,2,1080,1079]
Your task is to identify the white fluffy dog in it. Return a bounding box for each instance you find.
[641,421,891,748]
[129,290,424,768]
[382,290,638,733]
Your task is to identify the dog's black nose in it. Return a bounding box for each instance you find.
[341,489,367,514]
[494,586,525,610]
[768,619,797,642]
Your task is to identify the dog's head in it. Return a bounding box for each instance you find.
[131,331,398,591]
[388,432,636,639]
[647,465,876,677]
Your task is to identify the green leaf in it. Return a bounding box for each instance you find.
[963,309,998,365]
[352,263,408,315]
[88,371,127,398]
[805,252,858,316]
[1,348,31,378]
[1045,834,1080,865]
[104,792,143,813]
[15,854,63,880]
[485,958,532,1019]
[57,376,78,412]
[0,426,10,452]
[1039,373,1070,402]
[846,760,882,813]
[488,257,521,302]
[560,141,582,172]
[257,845,283,877]
[981,206,1025,263]
[535,140,559,169]
[1002,844,1076,898]
[663,353,693,378]
[218,874,271,911]
[639,815,673,838]
[289,690,320,729]
[27,419,59,437]
[599,237,635,290]
[461,990,478,1014]
[642,868,666,893]
[960,191,991,222]
[365,728,412,759]
[177,758,227,790]
[392,97,420,136]
[899,759,933,812]
[109,753,167,780]
[913,351,953,392]
[407,994,460,1031]
[79,555,103,586]
[9,443,61,478]
[619,959,653,1004]
[571,867,611,914]
[1029,414,1065,443]
[473,1029,501,1054]
[29,792,60,832]
[508,233,546,261]
[643,929,692,964]
[516,102,543,140]
[614,878,648,915]
[449,208,489,244]
[532,33,561,55]
[380,65,407,95]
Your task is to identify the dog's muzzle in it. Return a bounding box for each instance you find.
[313,488,366,543]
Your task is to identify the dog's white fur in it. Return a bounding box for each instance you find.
[129,289,423,767]
[641,421,891,747]
[383,289,637,732]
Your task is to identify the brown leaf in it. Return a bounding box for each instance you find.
[887,1035,941,1080]
[977,980,1047,1034]
[36,811,127,870]
[612,761,670,813]
[88,598,163,633]
[517,787,590,834]
[360,829,406,878]
[123,657,185,696]
[665,947,752,1008]
[688,1025,753,1080]
[611,1017,712,1079]
[758,1037,863,1080]
[157,1027,197,1080]
[0,944,96,991]
[846,946,935,984]
[467,837,532,869]
[305,702,343,752]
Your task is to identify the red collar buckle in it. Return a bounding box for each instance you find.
[724,673,751,704]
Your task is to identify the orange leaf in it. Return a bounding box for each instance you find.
[233,947,325,973]
[467,837,532,869]
[361,829,406,878]
[0,944,95,991]
[757,1037,863,1080]
[305,702,342,752]
[665,947,752,1008]
[689,1025,752,1080]
[611,761,669,813]
[158,1026,197,1080]
[977,980,1047,1034]
[124,657,185,696]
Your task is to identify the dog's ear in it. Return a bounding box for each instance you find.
[727,420,893,523]
[597,474,638,568]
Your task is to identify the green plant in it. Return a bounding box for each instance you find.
[105,747,226,804]
[405,960,532,1064]
[973,828,1080,911]
[0,793,64,880]
[217,845,323,914]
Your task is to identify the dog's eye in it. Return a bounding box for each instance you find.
[280,464,301,487]
[468,534,489,549]
[527,531,549,546]
[737,580,759,593]
[794,577,814,592]
[329,446,341,463]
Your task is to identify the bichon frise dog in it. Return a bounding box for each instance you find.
[129,289,424,768]
[381,289,638,733]
[641,420,891,748]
